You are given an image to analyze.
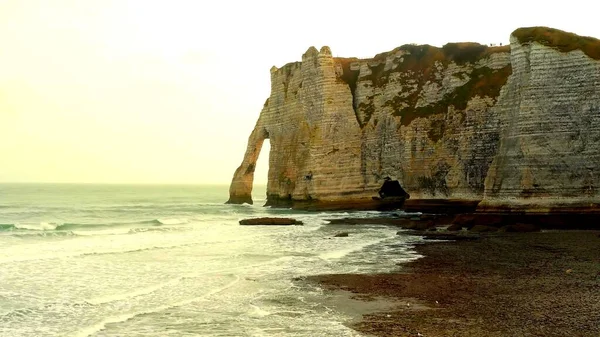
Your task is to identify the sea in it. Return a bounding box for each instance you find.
[0,183,423,337]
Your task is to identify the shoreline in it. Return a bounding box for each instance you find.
[306,229,600,337]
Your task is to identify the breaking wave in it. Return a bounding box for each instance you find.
[73,275,241,337]
[0,224,16,230]
[0,218,190,234]
[14,222,59,231]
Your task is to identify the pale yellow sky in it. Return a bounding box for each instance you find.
[1,0,598,184]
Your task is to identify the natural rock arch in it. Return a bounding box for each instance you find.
[226,126,269,204]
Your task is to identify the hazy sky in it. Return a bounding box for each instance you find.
[1,0,598,184]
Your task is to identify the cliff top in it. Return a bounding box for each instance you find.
[334,42,509,89]
[273,42,509,76]
[512,26,600,60]
[272,26,600,74]
[371,42,509,65]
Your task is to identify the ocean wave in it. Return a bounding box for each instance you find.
[0,300,93,320]
[155,218,188,225]
[0,241,203,264]
[56,220,158,231]
[71,229,132,237]
[127,226,189,234]
[0,224,16,231]
[14,222,59,231]
[82,259,287,309]
[58,218,188,229]
[85,276,184,305]
[318,236,395,261]
[0,218,190,234]
[79,242,201,257]
[73,275,241,337]
[11,231,76,238]
[62,202,222,213]
[72,225,189,236]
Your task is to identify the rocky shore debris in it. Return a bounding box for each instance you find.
[419,232,480,241]
[327,211,600,234]
[325,214,452,231]
[308,231,600,336]
[449,213,600,231]
[238,217,303,226]
[333,232,349,237]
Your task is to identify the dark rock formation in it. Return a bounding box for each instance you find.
[470,225,498,233]
[421,233,480,241]
[498,223,540,232]
[403,199,481,214]
[378,178,410,199]
[452,213,600,230]
[239,217,303,226]
[446,223,464,231]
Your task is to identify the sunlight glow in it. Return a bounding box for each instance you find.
[1,0,598,183]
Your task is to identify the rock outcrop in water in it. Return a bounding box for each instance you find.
[239,218,303,226]
[228,27,600,213]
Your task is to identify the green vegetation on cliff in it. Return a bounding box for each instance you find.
[389,64,511,126]
[442,42,510,64]
[337,57,360,94]
[369,42,510,72]
[335,27,598,129]
[512,26,600,60]
[336,43,511,127]
[336,43,512,127]
[337,57,362,123]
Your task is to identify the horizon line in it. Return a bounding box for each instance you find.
[0,181,269,186]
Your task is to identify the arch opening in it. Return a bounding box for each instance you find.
[226,126,270,205]
[252,139,270,205]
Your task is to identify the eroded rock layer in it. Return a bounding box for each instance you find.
[481,33,600,212]
[228,27,600,212]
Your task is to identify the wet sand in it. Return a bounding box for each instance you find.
[308,230,600,337]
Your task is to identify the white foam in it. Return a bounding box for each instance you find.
[0,239,202,264]
[247,304,271,317]
[71,228,131,236]
[14,222,58,231]
[72,275,241,337]
[85,277,183,305]
[318,238,388,261]
[183,256,290,279]
[156,218,188,225]
[72,312,137,337]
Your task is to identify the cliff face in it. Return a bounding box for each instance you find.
[227,46,364,205]
[228,27,600,211]
[482,33,600,211]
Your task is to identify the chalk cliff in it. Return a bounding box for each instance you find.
[227,27,600,212]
